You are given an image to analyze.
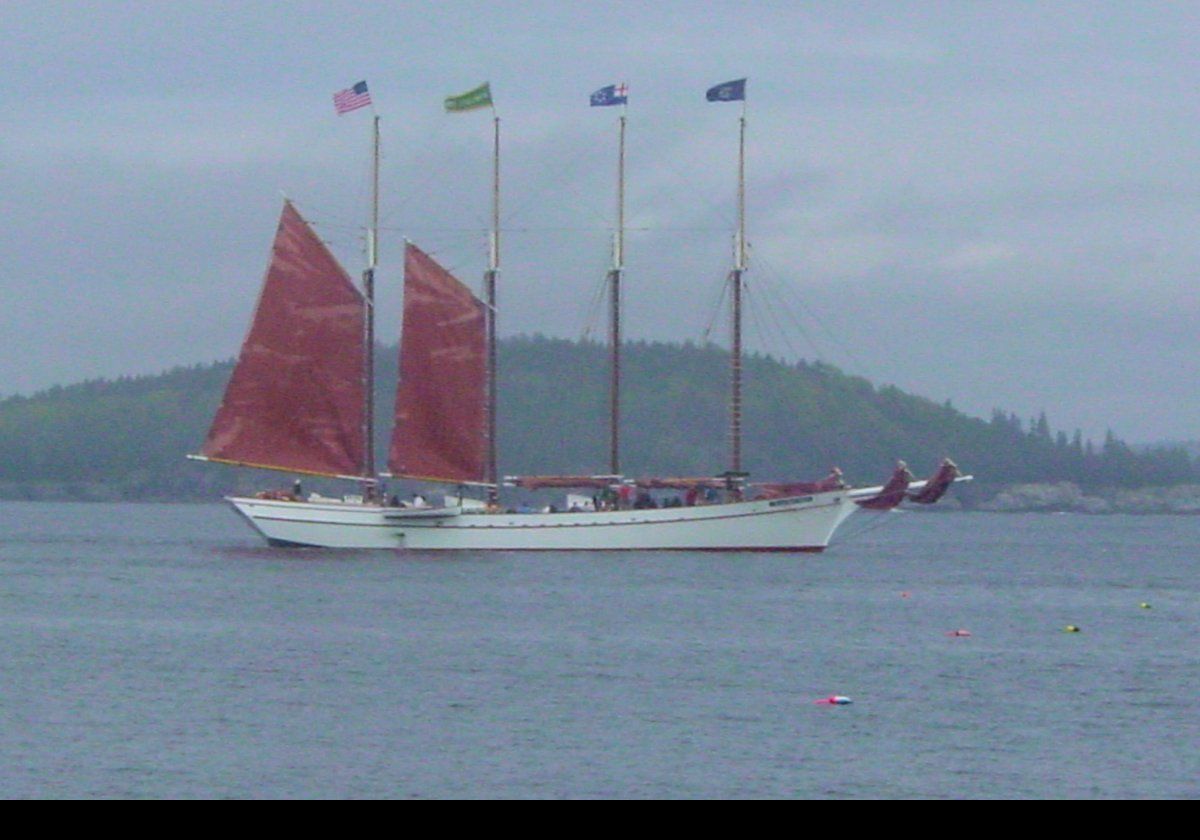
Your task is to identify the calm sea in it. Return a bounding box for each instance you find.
[0,502,1196,799]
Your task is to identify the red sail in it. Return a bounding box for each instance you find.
[388,243,488,483]
[201,201,366,476]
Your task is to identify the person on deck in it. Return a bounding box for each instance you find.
[634,490,656,509]
[618,484,633,510]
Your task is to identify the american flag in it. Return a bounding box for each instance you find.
[333,81,372,115]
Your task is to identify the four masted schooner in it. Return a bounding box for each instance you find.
[191,90,967,551]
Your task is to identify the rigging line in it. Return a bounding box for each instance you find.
[486,226,624,235]
[621,131,743,234]
[507,225,734,234]
[377,116,458,230]
[743,283,768,354]
[286,199,350,235]
[622,205,739,245]
[762,287,807,364]
[620,225,731,233]
[753,251,873,374]
[744,254,813,345]
[836,508,907,543]
[376,223,730,234]
[764,278,816,354]
[569,238,618,345]
[308,217,365,232]
[741,280,801,363]
[498,129,616,229]
[747,287,804,374]
[747,276,812,364]
[700,271,732,345]
[749,254,820,337]
[578,269,611,343]
[307,219,369,264]
[377,224,490,235]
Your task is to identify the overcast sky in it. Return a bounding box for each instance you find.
[2,1,1198,444]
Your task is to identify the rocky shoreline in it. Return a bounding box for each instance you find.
[973,482,1200,515]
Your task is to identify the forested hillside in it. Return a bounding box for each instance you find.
[0,336,1192,502]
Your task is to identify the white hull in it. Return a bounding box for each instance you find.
[225,490,867,552]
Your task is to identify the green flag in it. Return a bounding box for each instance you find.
[444,82,493,113]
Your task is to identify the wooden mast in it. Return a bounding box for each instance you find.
[485,113,500,506]
[362,114,380,490]
[608,112,627,475]
[441,83,499,501]
[729,110,747,484]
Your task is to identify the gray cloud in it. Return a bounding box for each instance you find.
[2,1,1197,443]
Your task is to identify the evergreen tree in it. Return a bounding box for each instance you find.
[0,339,1194,500]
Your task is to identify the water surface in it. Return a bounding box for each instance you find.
[1,503,1196,798]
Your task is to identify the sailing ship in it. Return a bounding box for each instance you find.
[191,102,966,551]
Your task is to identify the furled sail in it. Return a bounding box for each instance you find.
[908,459,961,504]
[201,201,366,477]
[753,468,846,499]
[507,475,622,490]
[855,461,915,510]
[388,243,488,484]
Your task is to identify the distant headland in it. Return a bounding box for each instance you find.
[1,336,1195,510]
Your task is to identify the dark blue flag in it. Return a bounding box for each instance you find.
[590,83,629,107]
[705,78,746,103]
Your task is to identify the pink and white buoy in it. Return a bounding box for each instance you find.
[815,695,853,706]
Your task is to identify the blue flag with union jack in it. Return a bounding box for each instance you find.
[590,83,629,107]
